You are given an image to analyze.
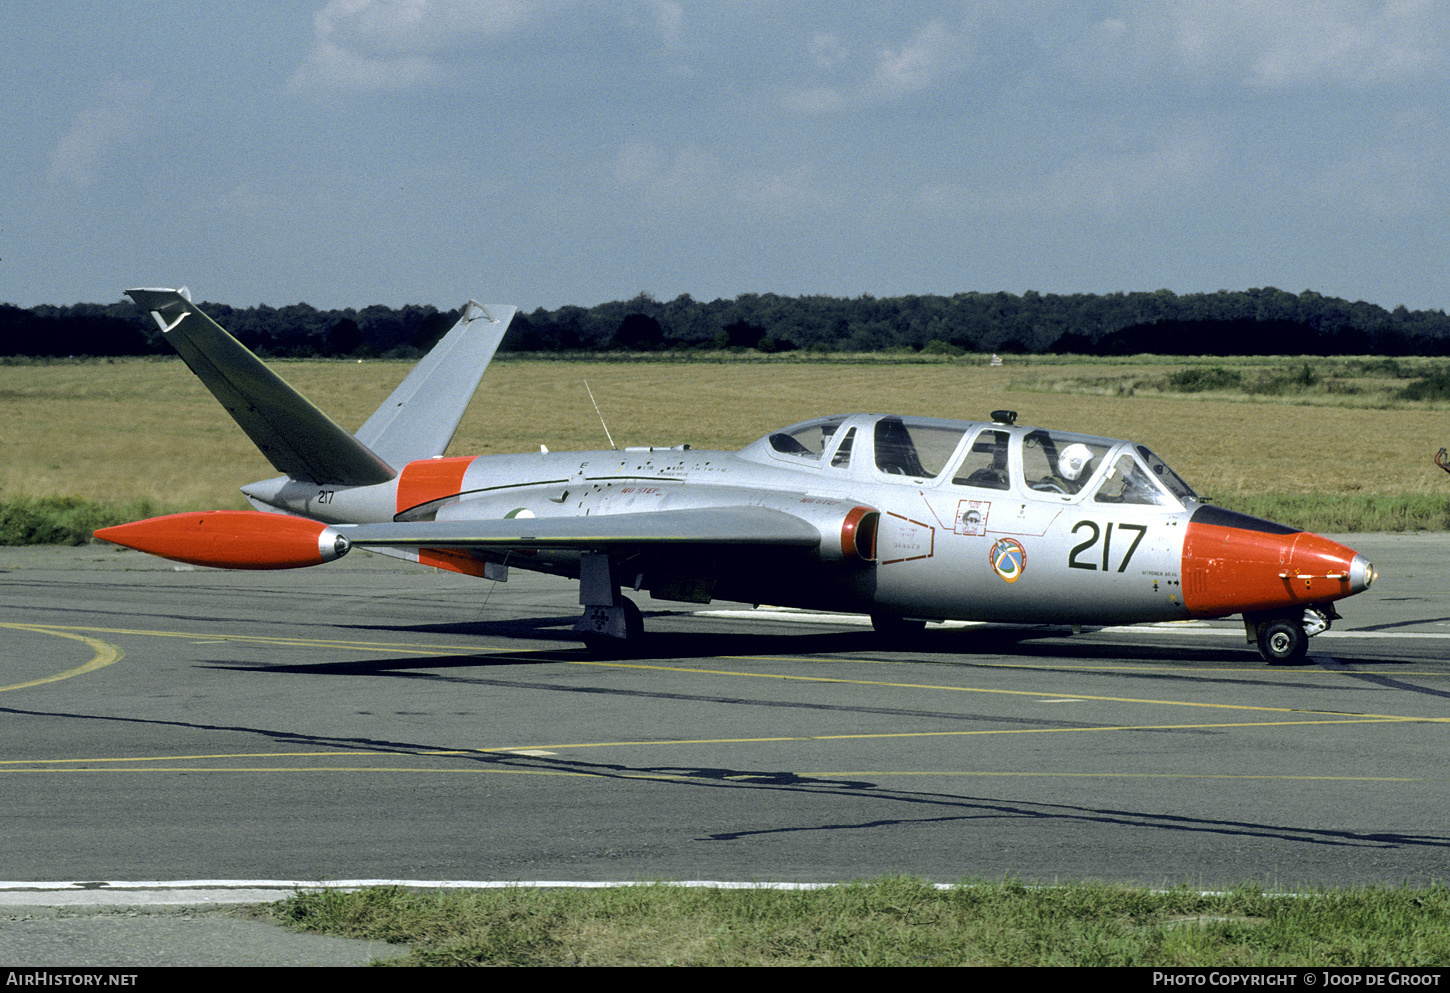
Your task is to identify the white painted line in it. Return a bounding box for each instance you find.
[1097,626,1450,641]
[695,608,1450,639]
[0,880,852,905]
[696,608,978,628]
[0,880,1326,907]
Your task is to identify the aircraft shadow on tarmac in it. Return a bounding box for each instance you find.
[194,627,1429,723]
[319,610,1421,669]
[10,698,1446,865]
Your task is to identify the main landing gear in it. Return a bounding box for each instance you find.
[1245,606,1335,664]
[576,596,643,655]
[573,551,645,655]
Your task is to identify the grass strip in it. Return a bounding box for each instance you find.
[271,878,1450,967]
[0,495,172,546]
[1217,493,1450,533]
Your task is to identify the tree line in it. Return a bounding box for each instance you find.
[4,286,1449,359]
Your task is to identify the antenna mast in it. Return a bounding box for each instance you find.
[585,380,617,450]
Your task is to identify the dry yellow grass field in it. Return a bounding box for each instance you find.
[3,357,1446,511]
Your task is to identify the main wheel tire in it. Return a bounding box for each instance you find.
[621,596,643,640]
[1256,617,1308,664]
[581,597,644,657]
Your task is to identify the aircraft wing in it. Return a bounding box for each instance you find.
[345,506,823,551]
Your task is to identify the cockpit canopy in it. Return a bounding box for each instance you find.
[745,414,1199,509]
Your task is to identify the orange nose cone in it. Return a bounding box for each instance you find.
[1182,506,1372,618]
[95,511,349,570]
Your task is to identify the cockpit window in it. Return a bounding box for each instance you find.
[951,429,1012,490]
[874,418,966,479]
[1022,430,1112,496]
[830,427,856,468]
[1094,453,1170,506]
[768,417,846,461]
[1137,445,1199,503]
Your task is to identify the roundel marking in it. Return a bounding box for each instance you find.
[989,537,1027,584]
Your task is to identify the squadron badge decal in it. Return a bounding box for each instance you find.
[989,537,1027,583]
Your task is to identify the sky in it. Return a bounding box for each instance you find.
[5,1,1448,312]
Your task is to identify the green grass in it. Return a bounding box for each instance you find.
[0,495,172,545]
[1164,365,1245,392]
[270,879,1450,967]
[6,354,1450,539]
[1031,356,1450,407]
[1218,493,1450,533]
[1398,371,1450,401]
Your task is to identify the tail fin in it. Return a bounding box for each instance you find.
[354,300,517,466]
[128,287,398,486]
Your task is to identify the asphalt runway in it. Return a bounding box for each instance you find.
[2,534,1448,891]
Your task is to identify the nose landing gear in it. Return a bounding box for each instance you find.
[1245,606,1336,664]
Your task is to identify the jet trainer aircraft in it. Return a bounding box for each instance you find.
[97,288,1376,663]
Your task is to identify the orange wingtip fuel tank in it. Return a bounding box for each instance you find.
[94,511,351,570]
[1181,506,1375,617]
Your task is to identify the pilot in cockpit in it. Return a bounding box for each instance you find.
[1051,442,1095,494]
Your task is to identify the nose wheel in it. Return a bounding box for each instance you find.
[1255,617,1307,663]
[1248,606,1336,664]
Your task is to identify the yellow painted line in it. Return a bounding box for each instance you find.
[0,715,1415,773]
[0,623,124,692]
[0,767,606,777]
[17,624,1449,728]
[567,659,1450,723]
[864,659,1450,676]
[0,751,404,765]
[0,748,548,766]
[808,771,1442,783]
[490,717,1410,751]
[740,652,1450,677]
[19,624,509,656]
[0,764,1439,786]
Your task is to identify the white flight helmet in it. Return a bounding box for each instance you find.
[1058,443,1094,481]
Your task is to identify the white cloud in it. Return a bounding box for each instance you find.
[784,17,971,113]
[290,0,535,91]
[868,18,967,98]
[913,132,1223,221]
[291,0,688,91]
[47,79,152,188]
[647,0,684,48]
[212,181,292,222]
[1304,109,1449,216]
[1034,134,1222,217]
[612,142,725,205]
[808,33,849,68]
[734,164,822,214]
[612,142,826,217]
[782,85,847,114]
[1243,0,1442,88]
[1068,1,1447,90]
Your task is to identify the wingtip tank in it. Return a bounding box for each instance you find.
[94,511,350,570]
